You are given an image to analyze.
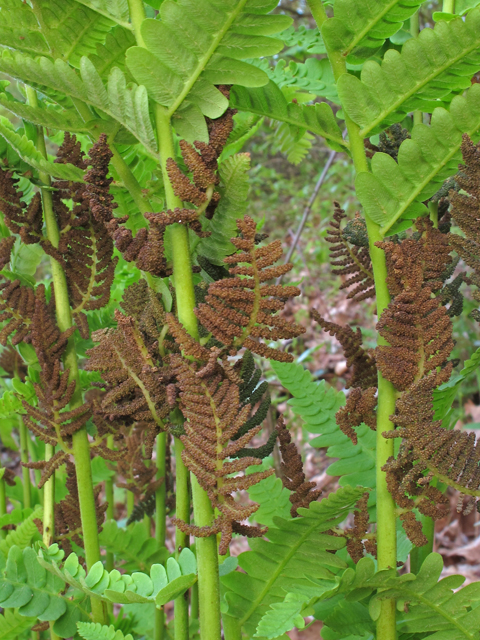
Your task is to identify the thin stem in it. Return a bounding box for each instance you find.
[308,3,397,639]
[174,438,190,640]
[19,419,32,510]
[127,491,135,517]
[156,433,167,546]
[43,444,56,547]
[410,9,423,127]
[105,436,115,573]
[25,86,106,625]
[442,0,455,13]
[27,437,43,504]
[0,472,6,540]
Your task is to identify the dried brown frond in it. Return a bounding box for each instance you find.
[375,273,453,392]
[167,105,235,219]
[86,309,169,436]
[2,467,16,487]
[116,426,161,498]
[22,286,90,459]
[336,387,377,445]
[0,168,43,244]
[326,204,374,301]
[276,417,321,517]
[0,345,27,380]
[0,236,14,271]
[0,279,35,346]
[376,218,452,296]
[311,309,377,389]
[170,354,273,555]
[448,135,480,315]
[195,215,305,361]
[399,511,427,547]
[344,493,373,563]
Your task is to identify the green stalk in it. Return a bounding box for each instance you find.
[105,436,115,574]
[25,86,106,625]
[19,418,32,509]
[156,433,167,546]
[27,437,42,504]
[410,9,423,127]
[307,3,398,639]
[174,438,190,640]
[0,471,6,540]
[42,444,55,547]
[127,491,135,517]
[126,1,221,636]
[442,0,455,13]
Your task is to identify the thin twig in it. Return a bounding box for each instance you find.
[276,148,337,284]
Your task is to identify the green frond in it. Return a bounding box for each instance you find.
[77,622,134,640]
[0,608,36,640]
[0,0,50,57]
[198,153,250,265]
[124,0,292,134]
[273,122,314,165]
[0,50,157,156]
[270,360,377,495]
[98,520,168,571]
[356,84,480,235]
[0,507,43,557]
[337,8,480,137]
[231,80,346,151]
[259,57,338,103]
[0,117,85,181]
[0,545,85,639]
[39,545,197,607]
[246,464,292,528]
[70,0,131,30]
[0,92,90,134]
[322,0,423,63]
[222,485,364,637]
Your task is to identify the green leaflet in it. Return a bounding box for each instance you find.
[322,0,423,63]
[77,622,134,640]
[433,346,480,424]
[0,545,85,639]
[247,465,292,528]
[38,545,197,607]
[88,26,136,78]
[0,50,157,156]
[124,0,291,128]
[355,84,480,235]
[230,81,346,151]
[70,0,132,30]
[254,592,310,639]
[0,0,116,69]
[0,93,90,134]
[0,507,43,558]
[0,608,36,640]
[222,485,364,637]
[337,8,480,137]
[0,118,85,181]
[348,554,480,640]
[198,153,250,264]
[98,520,168,571]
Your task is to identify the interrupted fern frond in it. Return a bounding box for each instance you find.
[195,215,305,362]
[336,387,377,445]
[0,168,42,244]
[170,354,274,555]
[326,203,374,301]
[276,417,321,517]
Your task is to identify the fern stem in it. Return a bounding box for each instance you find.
[443,0,455,12]
[410,8,423,127]
[42,444,55,546]
[19,418,32,510]
[105,435,115,574]
[127,490,135,517]
[156,433,167,546]
[174,437,190,640]
[308,3,398,639]
[0,472,6,540]
[25,86,106,625]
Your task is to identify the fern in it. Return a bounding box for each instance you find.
[322,0,423,64]
[0,51,158,156]
[273,122,314,166]
[89,25,136,78]
[77,622,134,640]
[0,507,42,557]
[39,545,197,607]
[0,609,36,640]
[231,81,346,151]
[433,346,480,424]
[261,57,339,103]
[337,8,480,137]
[98,520,168,571]
[0,545,86,639]
[246,463,292,528]
[124,0,292,134]
[0,117,85,181]
[355,84,480,236]
[0,0,50,58]
[221,485,364,637]
[197,153,250,265]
